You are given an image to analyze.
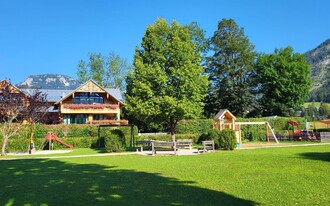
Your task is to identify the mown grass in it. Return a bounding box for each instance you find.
[1,145,329,205]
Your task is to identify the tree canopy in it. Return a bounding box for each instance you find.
[205,18,257,117]
[255,46,311,116]
[125,18,208,140]
[76,52,132,91]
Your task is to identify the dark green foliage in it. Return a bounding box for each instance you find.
[205,18,257,117]
[218,129,237,150]
[197,133,210,143]
[198,129,221,149]
[176,119,213,134]
[319,103,330,118]
[254,47,311,116]
[104,129,126,152]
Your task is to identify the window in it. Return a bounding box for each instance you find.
[93,114,104,120]
[72,92,104,104]
[64,114,88,124]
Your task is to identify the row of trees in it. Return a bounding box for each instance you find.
[76,18,311,136]
[301,102,330,120]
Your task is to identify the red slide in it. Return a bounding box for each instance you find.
[45,132,74,150]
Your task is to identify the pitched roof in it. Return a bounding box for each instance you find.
[22,89,73,102]
[54,79,124,105]
[0,80,29,97]
[21,80,124,104]
[214,109,236,120]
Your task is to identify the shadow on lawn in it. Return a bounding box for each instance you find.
[298,152,330,162]
[0,159,259,206]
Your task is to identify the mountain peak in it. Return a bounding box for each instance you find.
[17,74,79,89]
[304,38,330,102]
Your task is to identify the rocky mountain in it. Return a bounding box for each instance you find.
[304,39,330,102]
[16,74,79,90]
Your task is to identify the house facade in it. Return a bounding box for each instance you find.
[54,80,124,124]
[1,79,125,125]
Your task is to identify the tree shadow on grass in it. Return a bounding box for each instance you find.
[298,152,330,162]
[0,159,259,206]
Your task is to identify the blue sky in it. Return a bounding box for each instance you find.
[0,0,329,84]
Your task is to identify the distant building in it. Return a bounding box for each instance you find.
[2,79,126,125]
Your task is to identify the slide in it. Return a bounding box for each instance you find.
[45,132,74,149]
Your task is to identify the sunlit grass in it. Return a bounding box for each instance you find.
[1,145,329,205]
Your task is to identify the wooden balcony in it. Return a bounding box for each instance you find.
[86,119,129,125]
[61,104,120,114]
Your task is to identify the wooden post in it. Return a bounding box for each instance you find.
[151,142,155,156]
[266,123,269,143]
[49,132,52,150]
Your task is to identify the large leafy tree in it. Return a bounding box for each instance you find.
[125,18,208,141]
[76,52,132,91]
[205,18,257,117]
[255,46,311,116]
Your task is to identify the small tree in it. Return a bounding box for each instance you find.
[0,81,47,155]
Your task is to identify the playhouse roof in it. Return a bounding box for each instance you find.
[214,109,236,120]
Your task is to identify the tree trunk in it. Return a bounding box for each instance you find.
[170,122,176,142]
[1,136,9,156]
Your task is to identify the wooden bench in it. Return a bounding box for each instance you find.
[176,139,193,150]
[135,140,152,152]
[151,141,177,156]
[198,140,215,153]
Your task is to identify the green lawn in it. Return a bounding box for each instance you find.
[1,145,329,206]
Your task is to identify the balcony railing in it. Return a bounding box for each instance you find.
[63,104,119,110]
[86,119,129,125]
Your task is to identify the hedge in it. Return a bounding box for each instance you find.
[0,124,138,153]
[136,134,200,143]
[176,119,213,134]
[104,129,126,152]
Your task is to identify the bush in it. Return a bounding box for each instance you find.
[198,129,221,149]
[218,129,236,150]
[104,129,126,152]
[176,119,213,134]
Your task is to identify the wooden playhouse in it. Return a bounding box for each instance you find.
[213,109,279,145]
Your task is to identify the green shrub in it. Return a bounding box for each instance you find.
[104,129,126,152]
[198,129,221,149]
[176,119,213,134]
[197,133,210,144]
[218,129,236,150]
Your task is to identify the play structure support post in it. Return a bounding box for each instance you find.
[49,132,52,150]
[266,123,269,143]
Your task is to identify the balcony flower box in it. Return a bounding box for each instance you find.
[63,104,119,110]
